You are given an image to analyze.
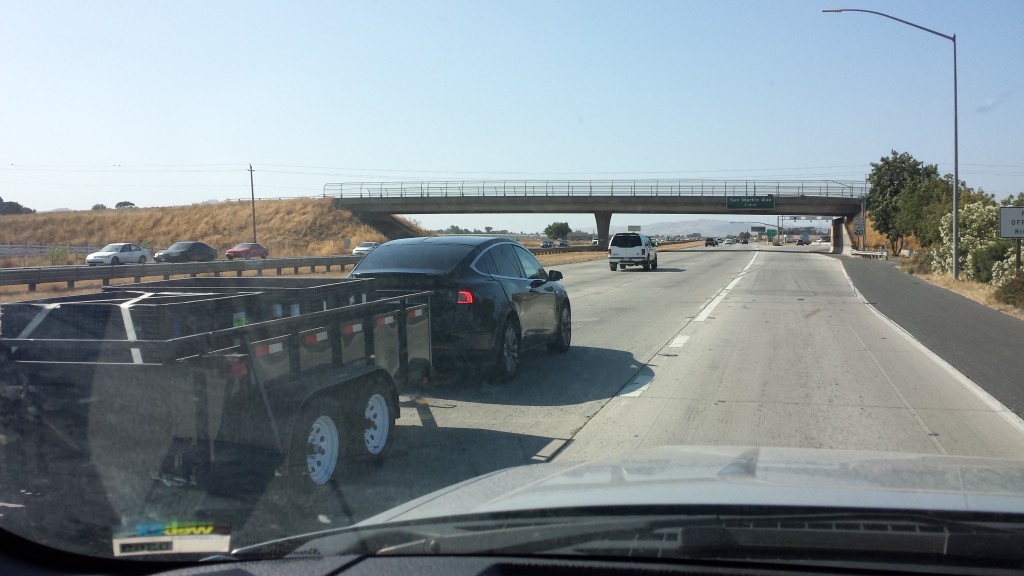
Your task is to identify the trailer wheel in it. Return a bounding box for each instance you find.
[294,407,343,485]
[356,382,394,458]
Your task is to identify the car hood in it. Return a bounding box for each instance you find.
[87,251,116,257]
[359,446,1024,526]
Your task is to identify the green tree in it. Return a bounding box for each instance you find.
[894,174,953,248]
[92,203,108,210]
[543,222,571,239]
[115,201,136,209]
[867,150,939,254]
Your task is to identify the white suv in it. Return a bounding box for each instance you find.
[607,232,658,271]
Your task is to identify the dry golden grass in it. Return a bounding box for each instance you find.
[0,198,427,262]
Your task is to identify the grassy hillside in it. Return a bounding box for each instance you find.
[0,198,425,264]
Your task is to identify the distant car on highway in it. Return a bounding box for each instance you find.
[348,236,570,382]
[741,239,749,244]
[352,241,380,256]
[557,239,569,248]
[224,242,269,260]
[705,238,718,247]
[85,243,150,266]
[724,238,736,245]
[540,239,554,248]
[154,241,218,263]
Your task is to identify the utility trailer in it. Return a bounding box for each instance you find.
[0,277,430,551]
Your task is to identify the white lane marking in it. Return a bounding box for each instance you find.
[838,262,1024,437]
[617,371,653,398]
[669,335,690,348]
[693,252,759,322]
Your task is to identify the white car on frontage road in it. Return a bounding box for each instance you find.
[85,243,150,266]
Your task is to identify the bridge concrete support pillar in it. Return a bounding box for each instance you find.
[594,211,612,247]
[830,218,845,255]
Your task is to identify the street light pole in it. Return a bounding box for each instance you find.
[248,164,257,243]
[823,8,959,279]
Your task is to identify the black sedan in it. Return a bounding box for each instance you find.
[348,236,571,382]
[154,241,218,263]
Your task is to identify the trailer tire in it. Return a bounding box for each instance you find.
[351,378,396,460]
[292,401,346,486]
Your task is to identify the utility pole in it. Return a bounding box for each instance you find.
[249,164,257,243]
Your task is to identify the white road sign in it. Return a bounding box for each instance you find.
[1000,206,1024,239]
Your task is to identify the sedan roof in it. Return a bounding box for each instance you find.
[383,236,504,247]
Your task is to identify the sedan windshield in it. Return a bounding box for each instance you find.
[5,2,1024,574]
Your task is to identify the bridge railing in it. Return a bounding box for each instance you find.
[324,179,866,199]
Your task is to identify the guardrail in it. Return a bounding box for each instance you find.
[324,179,867,199]
[1,242,689,292]
[0,256,363,291]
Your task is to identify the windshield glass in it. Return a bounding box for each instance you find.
[4,1,1024,572]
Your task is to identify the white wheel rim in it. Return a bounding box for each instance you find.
[305,415,339,484]
[363,393,390,455]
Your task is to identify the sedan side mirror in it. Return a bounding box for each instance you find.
[548,270,563,282]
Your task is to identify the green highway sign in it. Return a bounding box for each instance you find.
[766,229,777,238]
[750,226,766,233]
[726,195,775,210]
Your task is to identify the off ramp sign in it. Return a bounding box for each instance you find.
[1000,207,1024,239]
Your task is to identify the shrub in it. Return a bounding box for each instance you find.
[904,247,933,275]
[46,245,70,266]
[995,270,1024,308]
[969,242,1009,284]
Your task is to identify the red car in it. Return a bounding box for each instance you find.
[225,242,270,260]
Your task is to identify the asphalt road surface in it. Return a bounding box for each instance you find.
[8,242,1024,553]
[229,242,1024,546]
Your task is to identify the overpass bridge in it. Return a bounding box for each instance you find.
[325,179,865,245]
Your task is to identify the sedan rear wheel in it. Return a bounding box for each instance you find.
[492,319,520,382]
[547,303,571,353]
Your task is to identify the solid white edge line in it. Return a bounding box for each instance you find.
[837,261,1024,436]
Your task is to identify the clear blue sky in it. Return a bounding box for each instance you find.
[2,1,1022,233]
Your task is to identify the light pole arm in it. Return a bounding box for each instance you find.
[822,9,953,41]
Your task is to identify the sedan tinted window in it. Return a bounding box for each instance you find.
[355,243,475,273]
[489,244,524,278]
[513,245,546,280]
[474,250,500,275]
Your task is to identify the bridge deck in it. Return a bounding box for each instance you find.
[325,179,864,199]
